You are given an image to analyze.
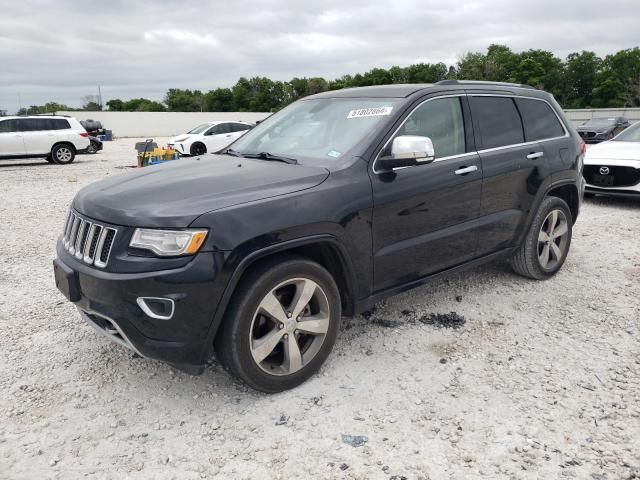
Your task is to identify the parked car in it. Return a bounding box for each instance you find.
[79,136,103,155]
[0,115,90,164]
[168,121,253,156]
[576,116,629,143]
[54,81,585,392]
[583,121,640,198]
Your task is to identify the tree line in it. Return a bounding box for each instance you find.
[16,45,640,115]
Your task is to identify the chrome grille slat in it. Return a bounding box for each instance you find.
[62,211,117,269]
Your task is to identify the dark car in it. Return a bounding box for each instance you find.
[80,136,102,155]
[54,81,585,392]
[576,116,629,143]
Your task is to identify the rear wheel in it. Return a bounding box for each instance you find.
[190,142,206,156]
[510,196,573,280]
[51,144,76,165]
[215,256,341,392]
[87,141,98,154]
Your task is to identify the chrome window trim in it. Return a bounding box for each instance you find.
[372,92,571,174]
[372,94,468,174]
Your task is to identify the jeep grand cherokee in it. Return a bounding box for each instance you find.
[54,81,585,392]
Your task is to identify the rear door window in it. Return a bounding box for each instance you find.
[469,96,524,149]
[515,98,565,141]
[15,118,40,132]
[51,118,70,130]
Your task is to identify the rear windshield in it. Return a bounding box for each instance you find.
[230,98,400,164]
[612,122,640,142]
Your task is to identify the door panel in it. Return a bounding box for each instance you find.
[476,143,548,254]
[0,120,25,155]
[371,153,482,291]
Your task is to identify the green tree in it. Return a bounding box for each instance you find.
[564,51,602,108]
[593,48,640,107]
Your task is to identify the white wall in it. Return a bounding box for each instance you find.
[56,111,271,138]
[58,107,640,137]
[564,108,640,127]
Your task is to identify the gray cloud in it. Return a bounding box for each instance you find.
[0,0,638,111]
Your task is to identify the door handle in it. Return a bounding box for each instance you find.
[454,165,478,175]
[527,151,544,160]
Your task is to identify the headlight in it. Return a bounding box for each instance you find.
[130,228,208,256]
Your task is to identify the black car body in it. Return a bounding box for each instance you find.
[576,116,629,143]
[54,81,585,391]
[79,136,103,155]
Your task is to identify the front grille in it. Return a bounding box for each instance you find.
[62,211,117,268]
[583,165,640,188]
[579,131,596,139]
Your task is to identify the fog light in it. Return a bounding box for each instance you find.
[136,297,175,320]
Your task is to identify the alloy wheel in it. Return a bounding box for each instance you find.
[56,147,73,162]
[537,209,569,270]
[249,278,330,376]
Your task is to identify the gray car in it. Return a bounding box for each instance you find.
[577,116,629,143]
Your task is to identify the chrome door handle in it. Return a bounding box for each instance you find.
[527,151,544,160]
[454,165,478,175]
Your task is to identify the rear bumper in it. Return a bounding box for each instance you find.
[54,246,229,372]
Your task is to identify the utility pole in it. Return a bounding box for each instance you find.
[98,85,103,111]
[17,93,22,113]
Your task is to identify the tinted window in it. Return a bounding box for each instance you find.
[14,118,40,131]
[515,98,564,141]
[0,119,17,133]
[470,96,524,149]
[207,123,230,135]
[232,123,251,132]
[394,97,466,158]
[51,118,70,130]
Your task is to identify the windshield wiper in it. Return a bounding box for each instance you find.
[222,148,244,157]
[242,152,298,165]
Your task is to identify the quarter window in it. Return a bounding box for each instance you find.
[515,98,564,141]
[393,97,466,159]
[469,96,524,149]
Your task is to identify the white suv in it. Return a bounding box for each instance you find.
[168,121,253,156]
[0,115,90,164]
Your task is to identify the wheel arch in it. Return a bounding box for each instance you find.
[206,235,358,358]
[546,183,579,225]
[51,141,77,154]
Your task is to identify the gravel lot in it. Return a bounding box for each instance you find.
[0,139,639,480]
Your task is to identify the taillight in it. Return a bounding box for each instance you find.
[580,141,586,156]
[79,132,89,138]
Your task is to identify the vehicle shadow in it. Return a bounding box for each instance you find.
[585,195,640,209]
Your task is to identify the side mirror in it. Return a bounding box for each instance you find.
[377,135,435,171]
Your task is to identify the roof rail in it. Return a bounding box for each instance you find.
[436,80,535,89]
[27,112,72,117]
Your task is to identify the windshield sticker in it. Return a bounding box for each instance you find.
[347,106,393,119]
[327,150,341,158]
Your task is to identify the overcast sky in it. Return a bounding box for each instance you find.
[0,0,638,112]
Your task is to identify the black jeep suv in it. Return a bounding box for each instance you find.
[54,81,585,392]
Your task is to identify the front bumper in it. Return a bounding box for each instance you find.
[54,245,228,372]
[577,131,612,143]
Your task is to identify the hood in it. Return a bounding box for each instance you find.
[585,141,640,162]
[73,155,330,227]
[577,124,613,132]
[169,133,195,143]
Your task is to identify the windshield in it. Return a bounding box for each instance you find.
[612,122,640,142]
[583,118,616,127]
[187,124,212,134]
[230,98,400,164]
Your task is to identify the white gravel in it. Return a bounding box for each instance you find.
[0,138,639,480]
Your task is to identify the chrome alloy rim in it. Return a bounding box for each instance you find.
[249,278,330,376]
[56,147,72,162]
[537,209,569,270]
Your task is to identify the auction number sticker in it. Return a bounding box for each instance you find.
[347,106,393,119]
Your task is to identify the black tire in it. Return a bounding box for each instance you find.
[51,144,76,165]
[510,196,573,280]
[215,255,341,393]
[190,142,207,156]
[46,154,54,163]
[87,141,98,154]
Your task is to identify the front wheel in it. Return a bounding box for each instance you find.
[190,142,206,156]
[510,196,573,280]
[51,144,76,164]
[215,256,341,392]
